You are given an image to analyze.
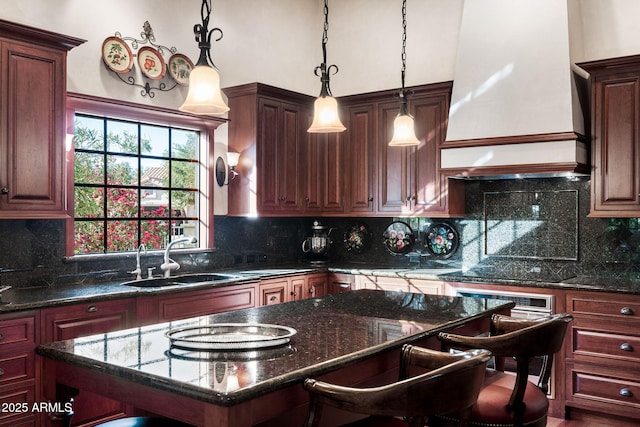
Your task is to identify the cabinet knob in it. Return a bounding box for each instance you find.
[0,188,8,195]
[620,343,634,352]
[620,307,634,315]
[86,305,98,313]
[620,388,633,397]
[368,196,373,202]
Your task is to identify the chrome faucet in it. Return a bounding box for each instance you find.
[160,236,197,278]
[129,244,147,281]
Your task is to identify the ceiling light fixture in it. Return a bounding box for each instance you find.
[179,0,229,116]
[389,0,420,146]
[307,0,346,133]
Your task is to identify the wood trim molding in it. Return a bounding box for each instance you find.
[442,131,588,149]
[67,92,227,130]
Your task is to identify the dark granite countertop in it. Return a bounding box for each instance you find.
[37,289,513,406]
[2,263,639,314]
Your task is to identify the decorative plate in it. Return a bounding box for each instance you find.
[382,221,415,255]
[343,222,372,254]
[168,53,194,86]
[424,222,459,258]
[137,46,166,80]
[101,36,133,74]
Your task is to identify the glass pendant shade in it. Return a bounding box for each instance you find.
[308,95,346,133]
[179,65,229,116]
[388,113,420,146]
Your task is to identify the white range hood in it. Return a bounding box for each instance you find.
[441,0,589,178]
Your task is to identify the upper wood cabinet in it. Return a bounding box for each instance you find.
[226,81,463,217]
[578,55,640,217]
[226,83,312,216]
[0,20,83,218]
[341,81,464,217]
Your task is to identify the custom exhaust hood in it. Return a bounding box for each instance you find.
[441,0,590,180]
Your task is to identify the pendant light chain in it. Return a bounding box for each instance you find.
[321,0,329,66]
[401,0,407,92]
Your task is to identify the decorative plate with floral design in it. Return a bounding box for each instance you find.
[137,46,166,80]
[102,36,133,74]
[424,222,459,258]
[343,222,372,254]
[382,221,415,255]
[168,53,194,86]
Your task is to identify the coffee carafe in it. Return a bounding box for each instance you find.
[302,221,332,265]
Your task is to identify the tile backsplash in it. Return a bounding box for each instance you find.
[0,176,638,289]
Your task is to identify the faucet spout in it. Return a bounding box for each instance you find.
[129,244,147,281]
[161,236,197,278]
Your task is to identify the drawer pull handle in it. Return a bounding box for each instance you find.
[86,305,98,313]
[0,367,4,376]
[269,296,277,302]
[0,332,3,341]
[620,307,634,315]
[620,388,633,397]
[620,343,634,352]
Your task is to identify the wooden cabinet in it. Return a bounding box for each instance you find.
[355,275,445,295]
[136,283,256,325]
[565,291,640,422]
[41,299,135,426]
[0,310,39,427]
[377,85,464,216]
[301,133,345,214]
[226,83,313,216]
[339,81,464,217]
[0,20,83,218]
[578,55,640,217]
[258,274,328,306]
[328,273,354,294]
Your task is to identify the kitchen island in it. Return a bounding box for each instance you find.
[38,289,513,427]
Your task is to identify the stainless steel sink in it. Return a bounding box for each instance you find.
[122,273,243,288]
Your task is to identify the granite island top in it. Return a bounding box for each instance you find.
[37,289,513,406]
[2,263,640,314]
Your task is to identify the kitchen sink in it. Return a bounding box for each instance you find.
[122,273,243,288]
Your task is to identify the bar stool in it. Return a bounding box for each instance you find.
[302,345,492,427]
[431,313,573,427]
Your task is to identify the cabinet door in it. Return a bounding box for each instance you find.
[346,104,376,213]
[0,40,66,216]
[329,273,354,293]
[290,278,306,302]
[303,133,345,213]
[411,94,449,214]
[257,99,282,212]
[591,73,640,215]
[377,100,412,214]
[307,275,327,298]
[257,98,306,214]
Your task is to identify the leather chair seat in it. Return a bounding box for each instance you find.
[471,370,548,426]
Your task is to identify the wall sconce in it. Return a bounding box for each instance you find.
[216,151,240,186]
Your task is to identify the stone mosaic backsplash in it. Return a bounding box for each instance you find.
[0,176,638,289]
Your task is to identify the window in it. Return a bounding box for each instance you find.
[73,114,201,255]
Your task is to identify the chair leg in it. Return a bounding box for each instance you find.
[303,397,323,427]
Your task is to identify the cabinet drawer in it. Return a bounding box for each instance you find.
[572,326,640,362]
[0,352,34,384]
[0,384,36,424]
[569,295,640,322]
[569,367,640,410]
[0,316,36,348]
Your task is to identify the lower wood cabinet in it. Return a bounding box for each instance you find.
[258,274,327,306]
[41,299,136,427]
[136,283,257,325]
[328,273,354,294]
[0,310,39,427]
[565,291,640,423]
[355,275,445,295]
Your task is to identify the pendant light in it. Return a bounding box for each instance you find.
[308,0,346,133]
[389,0,420,146]
[179,0,229,116]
